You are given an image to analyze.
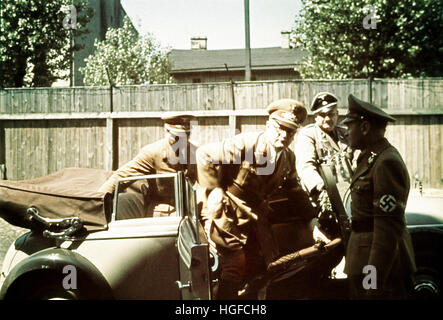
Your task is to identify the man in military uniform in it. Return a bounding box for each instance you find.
[294,92,354,238]
[99,114,197,219]
[342,94,416,299]
[196,99,315,299]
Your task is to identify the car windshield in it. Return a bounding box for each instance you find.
[112,173,179,221]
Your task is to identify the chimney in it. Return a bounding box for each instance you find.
[191,37,207,50]
[280,30,291,49]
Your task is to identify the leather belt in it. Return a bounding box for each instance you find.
[351,218,374,232]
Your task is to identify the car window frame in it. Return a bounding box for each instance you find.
[111,172,182,222]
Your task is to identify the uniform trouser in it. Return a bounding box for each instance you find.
[208,217,269,300]
[216,248,246,300]
[347,251,411,301]
[345,231,412,300]
[348,274,409,300]
[215,234,265,300]
[203,195,269,298]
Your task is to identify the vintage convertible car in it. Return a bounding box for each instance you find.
[0,169,216,299]
[0,167,346,300]
[0,167,441,299]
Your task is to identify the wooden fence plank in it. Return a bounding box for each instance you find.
[429,115,443,188]
[0,79,430,114]
[1,112,442,188]
[0,80,441,187]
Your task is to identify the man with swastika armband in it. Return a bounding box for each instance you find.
[342,94,416,299]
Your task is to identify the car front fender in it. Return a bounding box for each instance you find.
[0,247,113,299]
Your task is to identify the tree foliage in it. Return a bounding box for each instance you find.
[292,0,443,79]
[80,16,172,86]
[0,0,92,87]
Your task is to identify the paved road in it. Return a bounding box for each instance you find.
[0,219,27,271]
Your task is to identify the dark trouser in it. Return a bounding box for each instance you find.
[216,240,265,300]
[216,248,246,300]
[348,273,409,300]
[203,190,275,299]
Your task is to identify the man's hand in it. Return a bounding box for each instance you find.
[316,188,341,239]
[311,218,332,243]
[207,187,227,218]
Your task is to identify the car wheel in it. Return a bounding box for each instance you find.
[27,282,81,300]
[6,271,83,300]
[413,267,440,299]
[410,232,443,300]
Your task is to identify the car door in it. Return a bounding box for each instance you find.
[72,173,183,300]
[176,173,213,300]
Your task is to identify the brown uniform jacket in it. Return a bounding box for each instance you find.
[197,131,300,202]
[196,131,314,260]
[98,138,197,194]
[294,123,353,194]
[344,138,416,282]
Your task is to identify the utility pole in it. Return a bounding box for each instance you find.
[244,0,251,81]
[69,29,74,87]
[0,0,3,88]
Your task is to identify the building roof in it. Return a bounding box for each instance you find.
[169,47,308,73]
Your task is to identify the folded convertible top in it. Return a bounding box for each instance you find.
[0,168,113,232]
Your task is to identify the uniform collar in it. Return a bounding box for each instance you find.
[315,124,341,151]
[351,138,391,185]
[365,137,391,158]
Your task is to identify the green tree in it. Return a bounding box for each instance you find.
[0,0,92,87]
[292,0,443,79]
[80,16,172,86]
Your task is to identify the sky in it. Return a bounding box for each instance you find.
[121,0,303,50]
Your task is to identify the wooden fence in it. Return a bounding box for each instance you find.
[0,79,442,188]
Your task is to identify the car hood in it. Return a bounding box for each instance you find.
[405,193,443,226]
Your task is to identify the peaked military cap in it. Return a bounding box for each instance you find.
[342,94,396,124]
[267,98,307,130]
[162,113,196,133]
[310,92,338,114]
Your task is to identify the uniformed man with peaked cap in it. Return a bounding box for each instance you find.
[294,92,354,238]
[342,94,416,299]
[197,98,316,299]
[99,113,198,219]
